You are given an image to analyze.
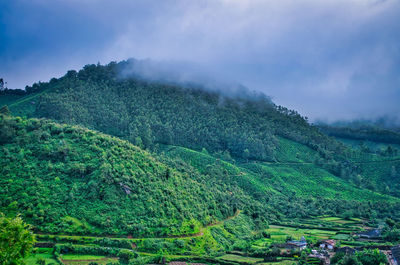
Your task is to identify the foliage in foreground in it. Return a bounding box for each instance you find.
[0,214,36,265]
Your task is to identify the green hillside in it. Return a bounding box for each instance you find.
[0,115,256,236]
[2,61,344,165]
[5,61,399,195]
[1,60,400,239]
[1,114,400,240]
[318,124,400,197]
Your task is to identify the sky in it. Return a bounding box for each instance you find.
[1,0,400,123]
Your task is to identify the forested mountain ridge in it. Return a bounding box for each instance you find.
[1,60,400,238]
[2,60,400,196]
[318,124,400,147]
[2,60,344,164]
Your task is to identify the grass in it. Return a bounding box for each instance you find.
[25,253,58,265]
[217,254,264,264]
[258,260,296,265]
[62,258,118,265]
[265,225,336,242]
[60,254,118,265]
[60,254,106,260]
[332,234,351,240]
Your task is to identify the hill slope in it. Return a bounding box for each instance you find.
[1,61,400,234]
[2,60,343,164]
[1,115,400,238]
[0,115,257,236]
[2,61,400,197]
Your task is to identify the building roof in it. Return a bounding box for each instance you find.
[287,240,307,247]
[323,239,336,247]
[357,229,381,238]
[392,245,400,264]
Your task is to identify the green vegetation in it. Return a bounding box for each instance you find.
[0,214,36,265]
[1,60,400,263]
[330,249,387,265]
[217,254,264,264]
[0,115,251,237]
[0,61,353,170]
[1,113,400,239]
[2,61,400,199]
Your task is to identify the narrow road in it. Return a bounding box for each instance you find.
[37,210,242,240]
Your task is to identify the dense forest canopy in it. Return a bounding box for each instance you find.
[2,61,400,194]
[1,60,400,238]
[2,61,345,162]
[1,115,400,238]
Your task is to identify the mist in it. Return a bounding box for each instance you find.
[1,0,400,123]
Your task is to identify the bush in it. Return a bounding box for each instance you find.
[118,249,138,264]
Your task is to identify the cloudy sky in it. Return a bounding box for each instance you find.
[1,0,399,123]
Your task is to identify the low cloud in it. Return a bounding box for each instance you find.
[0,0,399,123]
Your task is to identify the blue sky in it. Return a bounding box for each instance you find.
[1,0,400,123]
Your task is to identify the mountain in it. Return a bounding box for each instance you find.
[1,60,400,238]
[1,60,342,163]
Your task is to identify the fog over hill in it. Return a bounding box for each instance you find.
[1,0,400,123]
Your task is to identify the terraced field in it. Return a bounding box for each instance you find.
[60,255,118,265]
[217,254,264,264]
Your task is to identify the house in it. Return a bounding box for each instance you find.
[319,239,336,250]
[356,229,381,239]
[286,236,307,250]
[392,245,400,265]
[336,247,356,255]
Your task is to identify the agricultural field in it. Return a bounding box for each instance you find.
[21,213,395,265]
[258,261,296,265]
[60,255,118,265]
[25,253,58,265]
[217,254,264,264]
[265,225,336,242]
[251,216,368,251]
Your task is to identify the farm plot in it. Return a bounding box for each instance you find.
[266,225,336,241]
[60,254,118,265]
[25,253,58,265]
[217,254,264,264]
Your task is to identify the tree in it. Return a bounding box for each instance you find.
[338,255,361,265]
[118,249,137,264]
[356,249,387,265]
[0,105,10,116]
[0,214,36,265]
[0,78,5,91]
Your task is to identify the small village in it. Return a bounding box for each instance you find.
[25,215,400,265]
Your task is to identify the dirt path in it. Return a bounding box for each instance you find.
[38,210,242,241]
[167,210,241,238]
[206,209,241,227]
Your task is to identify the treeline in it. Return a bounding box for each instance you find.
[0,80,51,96]
[319,125,400,146]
